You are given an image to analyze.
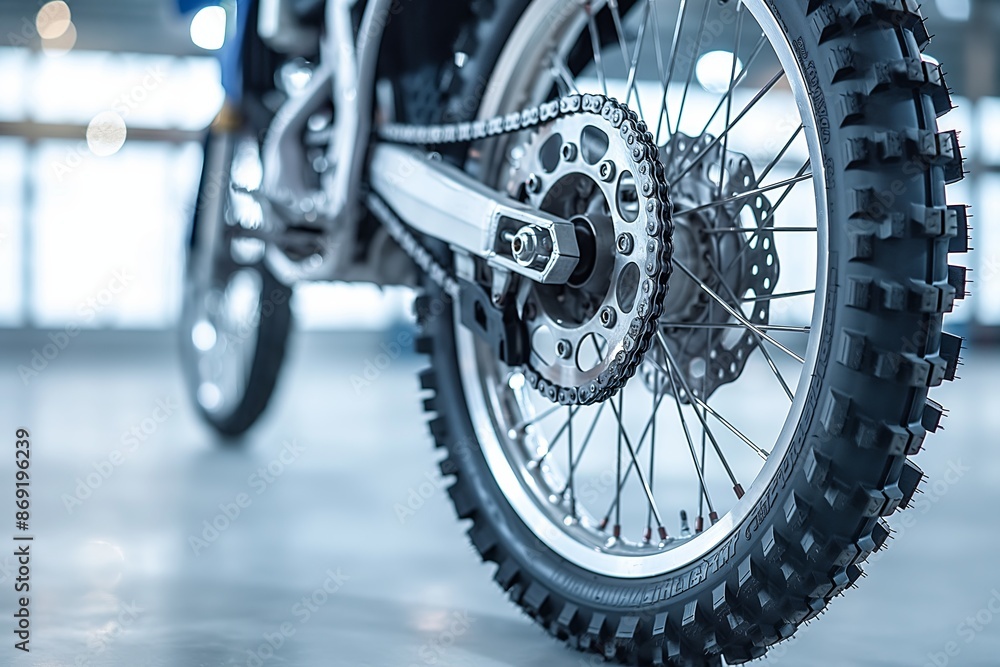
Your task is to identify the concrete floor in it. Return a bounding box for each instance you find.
[1,328,998,667]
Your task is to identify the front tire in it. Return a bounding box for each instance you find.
[414,1,966,664]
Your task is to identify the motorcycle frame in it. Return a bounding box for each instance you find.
[255,0,575,290]
[260,0,393,285]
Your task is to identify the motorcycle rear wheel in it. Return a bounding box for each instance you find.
[413,0,966,664]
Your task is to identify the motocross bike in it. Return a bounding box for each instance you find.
[179,0,968,662]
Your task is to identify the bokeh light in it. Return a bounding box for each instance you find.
[36,1,72,40]
[86,111,127,157]
[41,20,77,56]
[190,5,227,51]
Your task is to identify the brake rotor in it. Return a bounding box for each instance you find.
[641,132,780,401]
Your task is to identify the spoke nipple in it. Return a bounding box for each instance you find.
[734,484,745,499]
[658,526,668,540]
[643,528,652,543]
[613,524,621,539]
[695,516,704,534]
[561,142,578,162]
[709,511,719,525]
[599,160,616,182]
[599,517,609,531]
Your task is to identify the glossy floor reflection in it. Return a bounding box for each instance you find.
[1,330,998,666]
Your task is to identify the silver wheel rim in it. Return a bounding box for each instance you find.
[456,0,830,578]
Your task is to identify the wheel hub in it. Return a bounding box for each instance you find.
[505,109,672,404]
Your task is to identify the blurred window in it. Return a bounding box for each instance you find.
[979,97,1000,167]
[0,140,26,325]
[0,47,995,330]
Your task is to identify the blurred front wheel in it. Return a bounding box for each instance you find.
[179,118,292,437]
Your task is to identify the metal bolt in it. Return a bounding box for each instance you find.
[599,160,616,182]
[561,143,578,162]
[526,173,542,194]
[512,226,550,268]
[599,306,617,328]
[492,292,504,306]
[616,233,634,255]
[556,339,572,359]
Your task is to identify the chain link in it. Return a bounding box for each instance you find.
[370,94,674,405]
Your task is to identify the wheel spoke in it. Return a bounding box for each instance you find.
[717,7,745,199]
[614,391,624,535]
[558,403,606,497]
[668,0,712,161]
[675,174,813,219]
[606,0,645,119]
[533,406,580,462]
[585,3,608,96]
[599,388,671,530]
[645,372,658,541]
[662,33,766,172]
[661,356,716,518]
[719,159,813,276]
[659,321,811,333]
[652,331,770,461]
[705,261,795,402]
[673,259,806,363]
[706,226,817,234]
[648,0,668,142]
[742,288,816,302]
[550,57,581,95]
[655,335,743,498]
[689,391,770,460]
[567,406,576,517]
[607,392,668,538]
[669,69,785,188]
[509,402,562,437]
[654,0,689,143]
[756,123,805,184]
[622,0,652,108]
[759,342,795,401]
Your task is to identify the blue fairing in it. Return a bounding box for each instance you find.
[174,0,253,101]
